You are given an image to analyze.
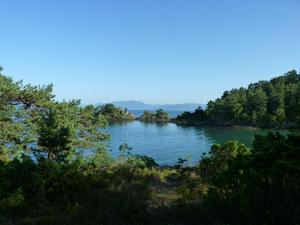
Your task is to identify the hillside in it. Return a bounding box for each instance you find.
[175,70,300,128]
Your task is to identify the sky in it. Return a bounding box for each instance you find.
[1,0,300,104]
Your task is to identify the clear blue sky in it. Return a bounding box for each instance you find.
[1,0,300,104]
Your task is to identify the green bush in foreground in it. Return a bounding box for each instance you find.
[0,133,299,225]
[203,133,300,225]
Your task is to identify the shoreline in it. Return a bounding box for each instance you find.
[134,118,295,130]
[108,117,297,131]
[108,118,293,131]
[171,120,296,130]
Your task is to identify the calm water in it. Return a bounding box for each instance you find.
[106,121,280,165]
[129,110,184,118]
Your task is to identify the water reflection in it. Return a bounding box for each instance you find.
[106,121,285,165]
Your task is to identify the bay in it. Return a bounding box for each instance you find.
[106,121,283,165]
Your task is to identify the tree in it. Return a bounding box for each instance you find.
[0,68,54,160]
[175,106,207,123]
[0,67,109,162]
[99,104,134,121]
[140,109,170,122]
[156,109,169,120]
[247,87,268,123]
[37,109,73,161]
[205,133,300,225]
[180,70,300,128]
[36,102,109,161]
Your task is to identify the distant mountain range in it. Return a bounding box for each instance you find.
[98,100,205,111]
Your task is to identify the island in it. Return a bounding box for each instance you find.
[99,103,135,122]
[137,109,170,122]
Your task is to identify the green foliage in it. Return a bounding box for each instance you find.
[0,156,158,225]
[1,67,299,225]
[0,70,54,160]
[37,109,73,161]
[118,144,159,168]
[1,132,299,225]
[132,155,159,168]
[118,143,132,160]
[204,133,300,225]
[99,103,135,122]
[0,67,109,163]
[139,109,170,122]
[175,106,207,124]
[176,70,300,128]
[198,141,250,182]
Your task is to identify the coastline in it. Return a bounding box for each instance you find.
[108,116,295,131]
[170,119,295,130]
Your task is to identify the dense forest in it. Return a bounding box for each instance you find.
[176,70,300,128]
[0,67,299,225]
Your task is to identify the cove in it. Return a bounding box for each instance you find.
[105,121,283,165]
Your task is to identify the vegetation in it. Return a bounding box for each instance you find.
[201,133,300,225]
[176,70,300,128]
[1,67,299,225]
[151,132,300,225]
[0,68,109,163]
[1,132,299,225]
[99,103,135,122]
[139,109,170,122]
[175,106,207,124]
